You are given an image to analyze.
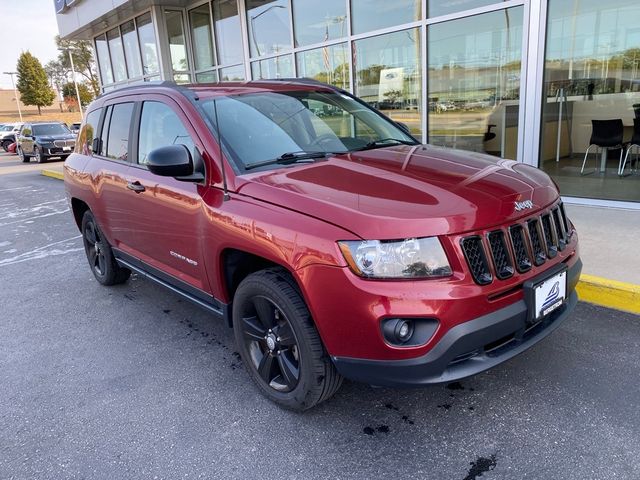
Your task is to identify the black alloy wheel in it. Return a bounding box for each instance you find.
[81,210,130,286]
[240,295,301,392]
[84,217,107,278]
[233,269,343,411]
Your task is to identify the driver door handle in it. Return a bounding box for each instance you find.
[126,181,146,193]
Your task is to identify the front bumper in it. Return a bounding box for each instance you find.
[332,258,581,387]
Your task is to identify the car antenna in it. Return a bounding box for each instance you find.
[212,97,230,201]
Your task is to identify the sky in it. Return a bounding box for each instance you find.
[0,0,61,89]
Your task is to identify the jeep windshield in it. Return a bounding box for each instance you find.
[32,123,71,136]
[200,90,418,171]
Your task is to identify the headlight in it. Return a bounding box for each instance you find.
[338,237,452,279]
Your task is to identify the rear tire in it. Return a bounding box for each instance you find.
[233,268,343,411]
[81,210,131,286]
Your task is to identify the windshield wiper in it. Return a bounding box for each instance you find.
[355,138,418,151]
[244,151,329,170]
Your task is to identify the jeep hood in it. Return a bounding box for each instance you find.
[234,145,559,239]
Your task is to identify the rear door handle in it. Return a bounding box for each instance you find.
[126,181,146,193]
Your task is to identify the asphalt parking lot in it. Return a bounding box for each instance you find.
[1,156,640,479]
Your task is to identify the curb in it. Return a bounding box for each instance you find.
[35,167,640,315]
[41,169,64,180]
[576,274,640,315]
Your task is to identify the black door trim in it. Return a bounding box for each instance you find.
[113,248,231,326]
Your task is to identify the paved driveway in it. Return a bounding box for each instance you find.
[1,169,639,479]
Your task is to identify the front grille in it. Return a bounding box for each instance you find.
[541,214,557,258]
[527,219,546,266]
[460,236,492,285]
[53,139,75,148]
[461,201,571,285]
[509,224,532,273]
[487,231,513,280]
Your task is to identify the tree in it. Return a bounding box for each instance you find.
[61,82,94,108]
[55,36,100,96]
[44,60,67,94]
[16,52,56,115]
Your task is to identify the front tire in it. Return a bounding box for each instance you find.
[81,210,131,286]
[17,146,29,162]
[1,140,10,152]
[233,268,343,411]
[34,146,46,163]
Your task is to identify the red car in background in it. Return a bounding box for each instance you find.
[64,80,581,410]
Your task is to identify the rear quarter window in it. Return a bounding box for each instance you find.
[76,109,102,156]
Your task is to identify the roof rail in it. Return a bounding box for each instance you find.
[94,80,182,100]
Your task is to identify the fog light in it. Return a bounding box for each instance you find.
[395,320,413,343]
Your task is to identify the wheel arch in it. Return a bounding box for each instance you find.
[70,197,90,232]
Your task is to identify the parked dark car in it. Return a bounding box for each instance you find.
[17,122,76,163]
[64,80,581,410]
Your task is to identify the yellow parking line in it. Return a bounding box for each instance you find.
[41,169,64,180]
[577,274,640,315]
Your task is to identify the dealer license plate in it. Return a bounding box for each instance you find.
[533,270,567,320]
[63,146,71,152]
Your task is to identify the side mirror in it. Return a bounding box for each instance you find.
[396,122,411,135]
[147,144,204,182]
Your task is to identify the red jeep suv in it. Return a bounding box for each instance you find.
[64,80,581,410]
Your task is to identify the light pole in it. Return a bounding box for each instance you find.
[61,48,84,120]
[249,4,286,78]
[3,71,23,122]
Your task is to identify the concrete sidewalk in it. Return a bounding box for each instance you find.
[39,164,640,314]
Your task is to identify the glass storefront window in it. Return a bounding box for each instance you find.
[354,29,422,136]
[214,0,244,66]
[173,73,192,84]
[95,34,113,85]
[540,0,640,202]
[137,12,159,75]
[428,0,499,19]
[246,0,292,58]
[121,21,143,78]
[165,10,189,72]
[196,70,219,83]
[252,55,293,79]
[107,28,127,83]
[220,65,246,81]
[351,0,421,35]
[428,8,523,160]
[296,43,350,90]
[292,0,347,47]
[190,4,216,71]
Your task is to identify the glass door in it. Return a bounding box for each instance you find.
[427,7,525,160]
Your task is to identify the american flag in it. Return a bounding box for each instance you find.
[322,25,331,73]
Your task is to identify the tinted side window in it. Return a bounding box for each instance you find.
[137,101,195,165]
[106,102,134,161]
[76,109,102,155]
[100,106,112,157]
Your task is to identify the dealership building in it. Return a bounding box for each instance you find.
[55,0,640,207]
